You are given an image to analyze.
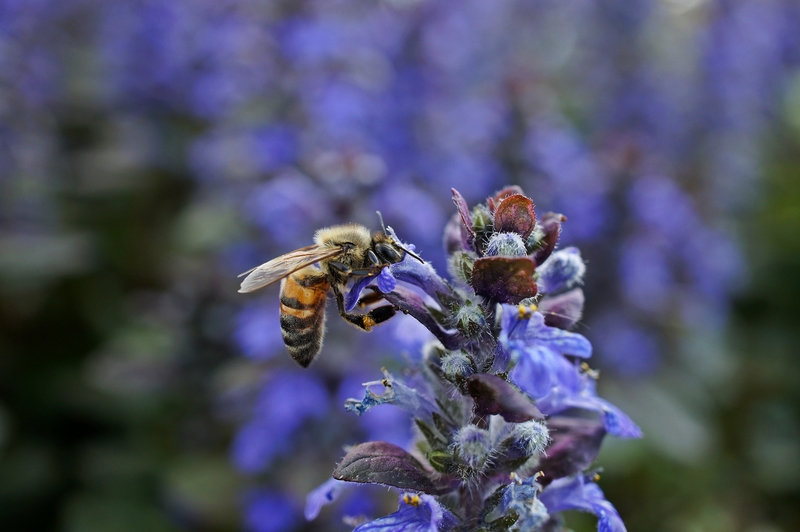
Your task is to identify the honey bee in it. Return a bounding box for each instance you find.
[238,222,421,367]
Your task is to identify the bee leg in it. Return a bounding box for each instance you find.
[332,285,396,332]
[328,260,387,278]
[328,261,352,275]
[357,289,386,307]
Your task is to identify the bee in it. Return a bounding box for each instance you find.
[238,221,421,367]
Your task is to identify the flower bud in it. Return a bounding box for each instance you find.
[485,232,527,258]
[452,425,493,473]
[536,247,585,294]
[471,204,493,234]
[441,351,475,382]
[447,251,475,285]
[509,420,550,458]
[452,299,486,338]
[525,225,545,254]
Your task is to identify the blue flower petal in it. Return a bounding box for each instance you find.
[354,493,458,532]
[345,275,376,312]
[344,368,436,419]
[377,267,397,293]
[540,475,627,532]
[500,305,592,398]
[304,478,348,520]
[511,346,576,399]
[594,397,644,439]
[389,253,453,302]
[525,312,592,358]
[487,475,549,529]
[536,369,642,439]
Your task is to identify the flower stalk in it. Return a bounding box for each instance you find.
[308,187,641,531]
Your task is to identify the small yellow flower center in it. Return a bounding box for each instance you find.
[403,494,421,507]
[517,304,538,319]
[580,362,600,380]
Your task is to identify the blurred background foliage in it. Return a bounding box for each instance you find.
[0,0,799,531]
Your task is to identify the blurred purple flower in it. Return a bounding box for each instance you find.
[243,489,300,532]
[305,478,347,521]
[232,371,328,473]
[618,236,672,315]
[243,173,332,245]
[234,301,283,360]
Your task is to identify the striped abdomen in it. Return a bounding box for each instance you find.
[279,267,330,367]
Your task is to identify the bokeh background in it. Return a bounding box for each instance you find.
[1,0,799,531]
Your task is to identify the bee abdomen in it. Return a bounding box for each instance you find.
[279,269,329,368]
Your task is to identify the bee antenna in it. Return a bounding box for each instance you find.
[376,211,425,263]
[376,211,388,233]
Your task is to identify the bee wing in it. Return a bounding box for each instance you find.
[237,244,344,293]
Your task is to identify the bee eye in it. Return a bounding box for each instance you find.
[375,243,403,263]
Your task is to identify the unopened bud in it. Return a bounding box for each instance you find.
[452,300,486,338]
[537,247,585,294]
[448,251,475,284]
[509,420,550,458]
[452,425,493,473]
[486,232,527,258]
[441,351,475,381]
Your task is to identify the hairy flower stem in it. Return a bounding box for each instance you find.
[460,482,484,527]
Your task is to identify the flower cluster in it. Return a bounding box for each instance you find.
[306,187,641,531]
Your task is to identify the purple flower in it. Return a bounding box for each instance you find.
[537,366,643,439]
[539,474,627,532]
[592,313,660,376]
[234,301,284,360]
[243,490,300,532]
[342,266,398,312]
[499,304,592,398]
[338,372,416,446]
[344,368,436,420]
[231,371,329,472]
[377,267,397,293]
[243,173,332,246]
[353,493,459,532]
[304,478,348,521]
[487,474,549,530]
[235,187,641,530]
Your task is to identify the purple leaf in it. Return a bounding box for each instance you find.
[538,417,606,484]
[532,212,566,265]
[443,213,471,254]
[471,257,537,304]
[494,194,537,240]
[487,185,525,212]
[451,188,475,248]
[333,441,439,494]
[539,288,585,330]
[466,373,544,422]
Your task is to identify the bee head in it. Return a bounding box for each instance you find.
[375,211,425,264]
[374,240,404,264]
